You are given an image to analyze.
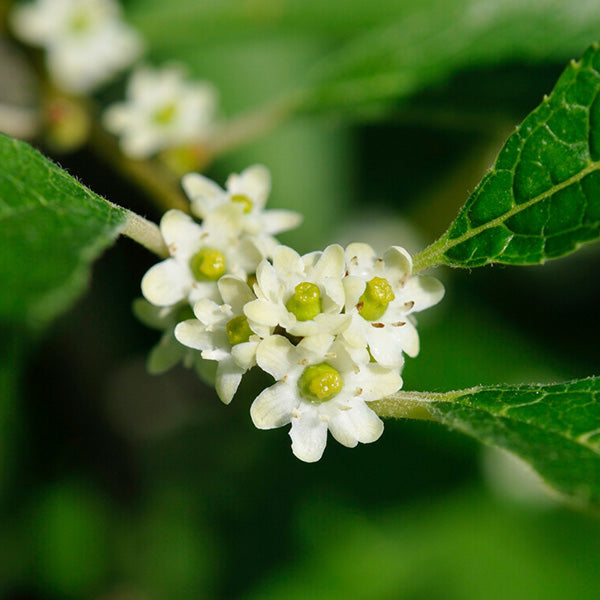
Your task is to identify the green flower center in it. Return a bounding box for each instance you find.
[298,363,343,403]
[285,282,322,321]
[153,102,178,126]
[70,11,92,32]
[357,276,395,321]
[226,315,253,346]
[230,193,252,213]
[189,248,226,281]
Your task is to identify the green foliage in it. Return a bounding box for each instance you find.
[246,491,600,600]
[300,2,600,114]
[415,42,600,270]
[115,486,213,598]
[31,482,111,596]
[129,0,600,117]
[376,377,600,507]
[0,134,128,330]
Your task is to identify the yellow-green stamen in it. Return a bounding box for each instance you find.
[357,276,395,321]
[226,315,253,346]
[153,102,177,126]
[70,12,91,32]
[189,248,226,281]
[298,363,343,403]
[230,194,252,213]
[285,282,322,321]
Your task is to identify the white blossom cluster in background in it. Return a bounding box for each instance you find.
[136,165,445,462]
[102,66,218,158]
[10,0,142,93]
[10,0,218,156]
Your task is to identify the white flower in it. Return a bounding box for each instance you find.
[103,65,218,158]
[174,276,270,404]
[182,165,302,255]
[141,208,262,308]
[342,243,444,368]
[244,244,349,339]
[11,0,142,94]
[251,333,401,462]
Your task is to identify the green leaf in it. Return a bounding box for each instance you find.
[0,133,128,331]
[414,42,600,270]
[373,377,600,508]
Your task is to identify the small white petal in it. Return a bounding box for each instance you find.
[399,321,420,357]
[286,319,320,337]
[218,276,255,313]
[343,276,367,308]
[231,341,258,370]
[254,260,283,302]
[352,364,403,400]
[272,245,304,279]
[383,246,412,282]
[402,276,445,312]
[367,327,406,368]
[296,333,335,359]
[203,202,244,239]
[160,210,205,258]
[259,210,303,235]
[202,347,229,362]
[330,402,384,445]
[182,172,223,204]
[193,298,228,327]
[256,334,295,379]
[141,259,189,306]
[251,383,296,429]
[189,281,221,305]
[103,104,130,132]
[174,319,213,351]
[314,313,350,335]
[215,358,243,404]
[311,244,345,281]
[345,243,377,277]
[119,126,162,158]
[327,412,358,448]
[233,237,264,275]
[290,411,328,463]
[244,299,288,328]
[227,164,271,206]
[321,277,346,312]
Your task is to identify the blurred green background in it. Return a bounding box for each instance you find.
[3,0,600,598]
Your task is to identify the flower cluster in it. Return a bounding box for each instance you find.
[103,65,218,158]
[10,0,218,158]
[137,167,444,462]
[11,0,142,93]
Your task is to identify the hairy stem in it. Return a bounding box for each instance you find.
[122,210,168,258]
[371,389,466,420]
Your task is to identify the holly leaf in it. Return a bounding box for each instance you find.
[0,134,129,331]
[373,377,600,508]
[414,42,600,270]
